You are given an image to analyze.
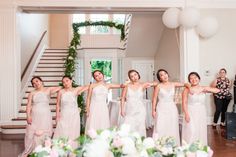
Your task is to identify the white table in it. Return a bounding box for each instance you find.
[108,99,154,129]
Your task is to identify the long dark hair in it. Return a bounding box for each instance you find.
[128,69,141,80]
[31,76,43,87]
[188,72,201,82]
[156,69,169,82]
[92,70,104,79]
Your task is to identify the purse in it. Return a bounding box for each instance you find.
[225,93,232,100]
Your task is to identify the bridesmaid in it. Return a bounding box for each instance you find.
[19,76,61,157]
[85,70,124,133]
[54,76,88,148]
[120,69,155,137]
[182,72,219,145]
[152,69,189,145]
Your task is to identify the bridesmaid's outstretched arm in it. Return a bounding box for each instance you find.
[182,88,190,123]
[48,86,62,94]
[76,85,89,95]
[26,92,33,125]
[120,86,128,117]
[108,83,125,89]
[202,86,220,93]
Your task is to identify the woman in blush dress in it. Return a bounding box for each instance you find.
[85,70,124,133]
[182,72,219,145]
[54,76,88,148]
[19,76,61,157]
[152,69,189,145]
[120,69,155,137]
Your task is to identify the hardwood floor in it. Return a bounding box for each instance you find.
[208,125,236,157]
[0,126,236,157]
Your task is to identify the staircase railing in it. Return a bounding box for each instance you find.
[122,14,132,50]
[21,30,48,99]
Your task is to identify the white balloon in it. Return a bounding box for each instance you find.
[162,7,181,29]
[179,7,200,28]
[196,16,219,38]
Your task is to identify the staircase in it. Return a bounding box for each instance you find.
[1,49,67,134]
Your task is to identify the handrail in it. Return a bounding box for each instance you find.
[21,31,47,80]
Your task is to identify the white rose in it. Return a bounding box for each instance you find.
[196,150,208,157]
[121,137,136,155]
[100,130,111,140]
[143,137,155,149]
[85,139,109,157]
[87,129,97,139]
[118,124,130,137]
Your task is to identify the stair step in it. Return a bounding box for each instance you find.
[19,109,56,113]
[41,56,66,60]
[37,64,64,68]
[39,60,65,64]
[40,58,64,61]
[27,83,61,87]
[12,116,56,121]
[36,67,65,72]
[22,96,57,99]
[1,125,26,129]
[21,103,56,106]
[35,71,64,73]
[43,54,68,57]
[34,73,64,79]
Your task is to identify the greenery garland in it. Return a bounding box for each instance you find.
[64,21,125,133]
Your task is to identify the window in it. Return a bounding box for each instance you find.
[73,14,86,34]
[90,14,109,34]
[113,14,125,34]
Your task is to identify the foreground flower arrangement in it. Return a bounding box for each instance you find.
[30,124,213,157]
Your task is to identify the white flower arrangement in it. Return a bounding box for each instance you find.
[30,137,73,157]
[31,124,213,157]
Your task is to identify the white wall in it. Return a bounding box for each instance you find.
[199,9,236,120]
[154,28,180,81]
[20,13,49,73]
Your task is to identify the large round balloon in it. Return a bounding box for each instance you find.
[162,7,181,29]
[196,16,219,38]
[179,7,200,28]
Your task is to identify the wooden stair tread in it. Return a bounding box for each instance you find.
[19,109,56,113]
[40,59,64,60]
[12,116,56,121]
[23,96,57,99]
[21,103,56,106]
[1,125,26,129]
[1,124,56,129]
[38,63,64,64]
[35,71,64,72]
[43,55,67,57]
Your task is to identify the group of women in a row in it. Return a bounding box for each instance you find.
[20,68,231,157]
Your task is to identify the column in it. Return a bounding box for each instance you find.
[179,27,199,82]
[0,2,21,124]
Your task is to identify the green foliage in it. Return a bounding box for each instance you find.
[91,60,112,77]
[64,20,125,134]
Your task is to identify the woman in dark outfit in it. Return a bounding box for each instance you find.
[212,68,232,126]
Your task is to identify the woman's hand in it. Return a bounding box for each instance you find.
[121,109,125,117]
[86,108,90,117]
[185,113,190,123]
[27,116,32,125]
[56,114,61,123]
[152,110,157,118]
